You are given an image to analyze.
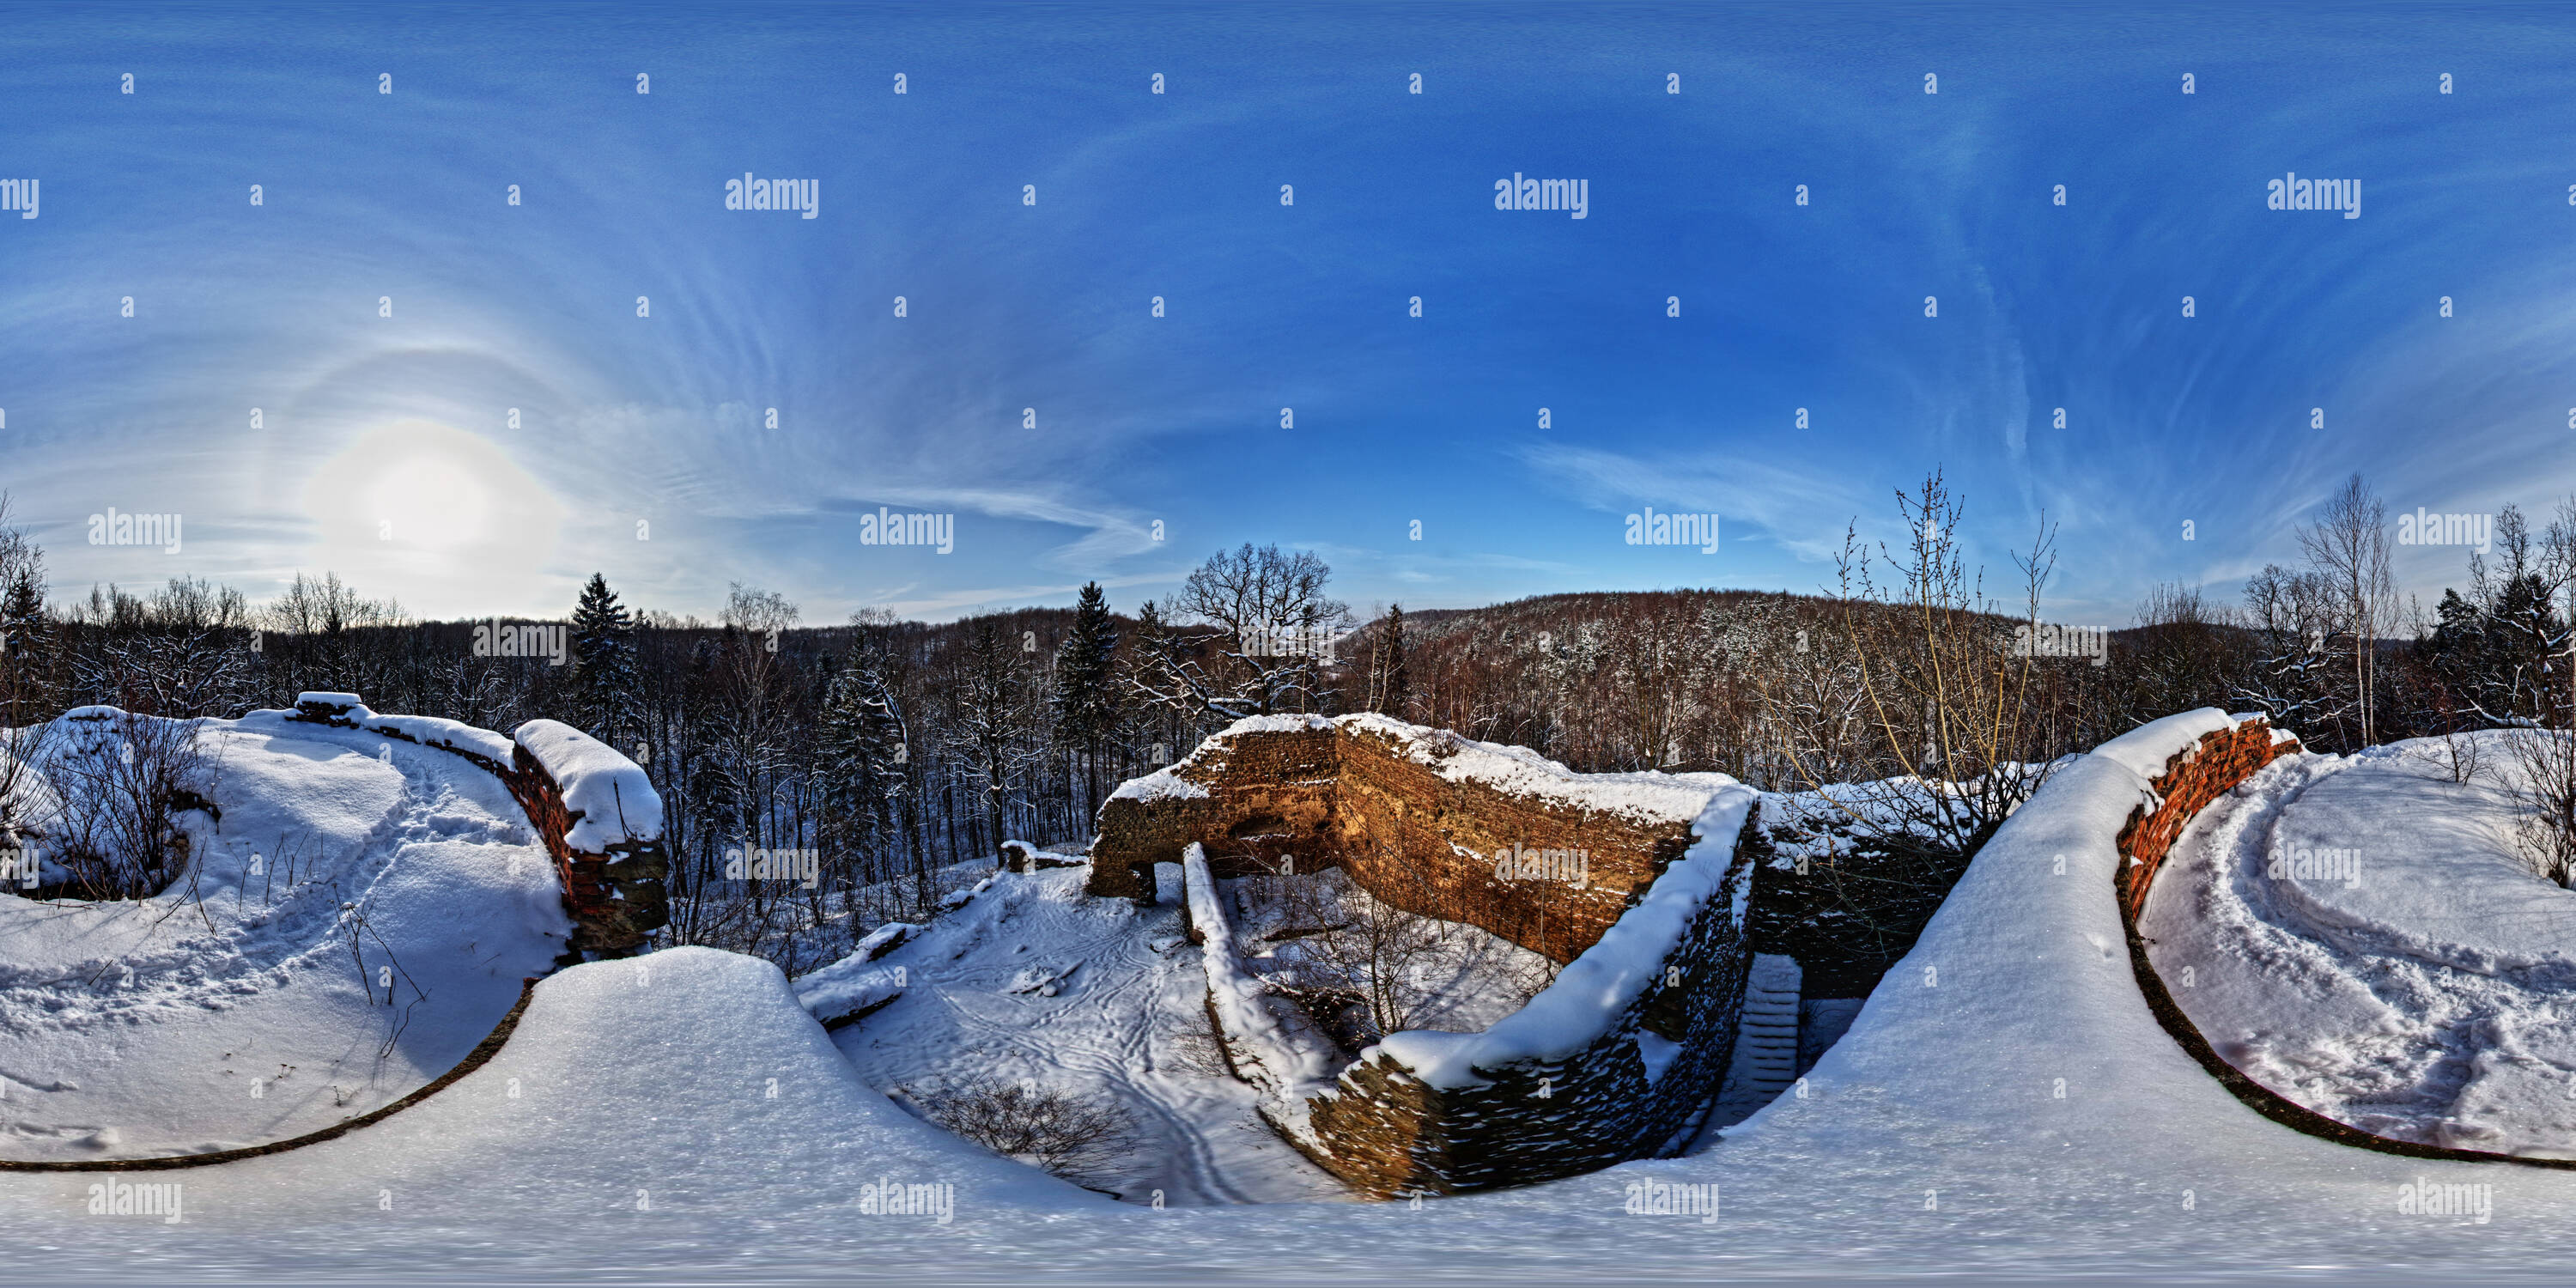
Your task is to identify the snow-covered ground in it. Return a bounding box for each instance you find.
[826,861,1352,1206]
[15,710,2576,1284]
[1226,866,1557,1043]
[1,710,570,1161]
[2143,731,2576,1156]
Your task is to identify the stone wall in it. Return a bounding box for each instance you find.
[288,695,668,957]
[1101,714,1759,1195]
[1738,791,1977,1001]
[1297,814,1756,1196]
[1093,715,1716,964]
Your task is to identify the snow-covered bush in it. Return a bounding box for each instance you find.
[25,708,214,899]
[907,1072,1139,1184]
[0,717,60,852]
[2503,726,2576,887]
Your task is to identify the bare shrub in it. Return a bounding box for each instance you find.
[2505,726,2576,888]
[1761,472,2075,949]
[1228,851,1553,1045]
[1163,1014,1234,1079]
[2434,720,2485,787]
[0,718,57,851]
[910,1073,1139,1182]
[33,710,211,899]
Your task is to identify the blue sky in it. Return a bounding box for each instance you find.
[4,2,2574,626]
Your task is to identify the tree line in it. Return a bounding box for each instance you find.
[1,474,2570,972]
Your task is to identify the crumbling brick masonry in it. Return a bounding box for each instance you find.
[1094,714,1758,1195]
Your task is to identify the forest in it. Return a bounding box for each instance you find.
[3,471,2570,975]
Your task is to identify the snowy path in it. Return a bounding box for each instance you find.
[829,865,1352,1205]
[33,713,2576,1282]
[2142,732,2576,1156]
[0,717,569,1161]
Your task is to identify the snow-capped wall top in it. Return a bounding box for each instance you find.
[2088,708,2241,783]
[513,720,664,849]
[1106,764,1212,803]
[1139,712,1738,824]
[1369,784,1759,1089]
[368,712,517,764]
[271,696,519,764]
[1336,713,1740,822]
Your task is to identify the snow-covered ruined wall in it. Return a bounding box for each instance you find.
[287,695,669,957]
[2104,711,2561,1166]
[2109,711,2299,920]
[1093,714,1734,963]
[1300,789,1758,1197]
[2096,711,2500,1162]
[1104,714,1760,1195]
[1179,843,1342,1118]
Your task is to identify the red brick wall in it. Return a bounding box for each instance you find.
[288,697,667,957]
[2114,720,2300,920]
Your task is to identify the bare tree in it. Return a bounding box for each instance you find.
[1132,544,1350,720]
[1809,471,2068,859]
[1237,854,1468,1044]
[2506,726,2576,888]
[945,619,1040,864]
[2233,562,2354,739]
[2298,474,2396,745]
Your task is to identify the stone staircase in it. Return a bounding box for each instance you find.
[1706,953,1802,1131]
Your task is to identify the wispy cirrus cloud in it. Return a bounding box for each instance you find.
[1510,442,1876,562]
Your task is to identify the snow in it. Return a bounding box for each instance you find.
[510,720,663,849]
[1181,846,1343,1116]
[2142,731,2576,1156]
[1634,1030,1681,1084]
[1105,763,1209,803]
[254,698,519,766]
[793,949,910,1028]
[5,946,1093,1266]
[1364,783,1758,1089]
[823,859,1350,1205]
[19,707,2576,1280]
[0,711,570,1161]
[2088,706,2239,781]
[1334,713,1736,823]
[1127,714,1735,827]
[358,713,517,765]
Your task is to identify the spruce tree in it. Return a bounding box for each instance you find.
[1374,602,1412,720]
[1050,582,1121,818]
[946,620,1031,865]
[568,573,639,745]
[817,650,909,878]
[0,563,51,721]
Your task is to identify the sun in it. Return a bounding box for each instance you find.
[298,420,568,614]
